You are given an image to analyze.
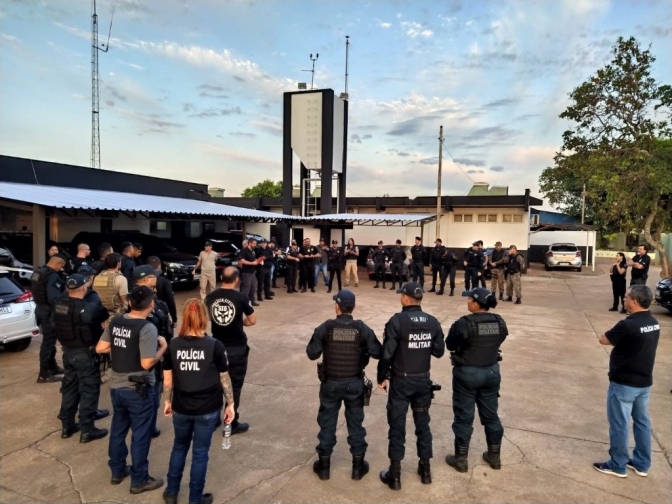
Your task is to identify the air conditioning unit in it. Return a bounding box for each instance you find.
[530,214,540,226]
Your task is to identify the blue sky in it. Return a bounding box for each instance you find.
[1,0,670,202]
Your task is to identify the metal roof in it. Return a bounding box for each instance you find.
[0,182,297,222]
[306,213,436,226]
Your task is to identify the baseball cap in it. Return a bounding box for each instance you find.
[377,240,383,244]
[76,265,94,276]
[133,264,161,280]
[331,239,338,244]
[495,241,502,246]
[400,282,423,300]
[415,236,421,241]
[462,287,494,306]
[66,274,87,290]
[333,290,356,308]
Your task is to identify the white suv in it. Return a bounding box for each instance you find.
[0,270,39,352]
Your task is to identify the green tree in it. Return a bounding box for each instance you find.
[539,36,672,277]
[241,179,283,198]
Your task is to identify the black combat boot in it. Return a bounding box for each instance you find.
[515,298,521,304]
[382,282,386,289]
[428,286,436,293]
[351,454,369,480]
[389,284,396,290]
[449,288,454,296]
[445,443,469,473]
[608,305,618,312]
[374,282,379,288]
[505,296,513,302]
[417,459,432,484]
[482,444,501,470]
[312,455,330,481]
[80,427,108,443]
[499,293,503,301]
[379,460,401,490]
[437,288,444,295]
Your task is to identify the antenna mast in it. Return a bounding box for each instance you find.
[91,0,113,169]
[344,36,350,96]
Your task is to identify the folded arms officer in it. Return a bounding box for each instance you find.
[377,282,445,490]
[370,241,388,289]
[389,240,406,292]
[410,237,425,290]
[463,242,484,293]
[306,290,382,481]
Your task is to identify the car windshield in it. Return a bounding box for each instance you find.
[0,275,23,297]
[551,244,578,252]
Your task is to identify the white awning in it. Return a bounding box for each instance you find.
[0,182,296,222]
[306,213,436,226]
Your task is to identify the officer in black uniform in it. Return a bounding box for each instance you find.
[410,237,426,290]
[463,242,484,293]
[285,240,300,293]
[441,247,459,296]
[428,238,446,294]
[377,282,446,490]
[445,287,508,473]
[55,274,110,443]
[389,240,406,292]
[32,254,67,383]
[255,239,274,302]
[91,242,113,275]
[369,241,388,289]
[120,241,136,286]
[326,240,343,294]
[307,290,382,481]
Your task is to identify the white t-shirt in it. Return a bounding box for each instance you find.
[199,250,218,273]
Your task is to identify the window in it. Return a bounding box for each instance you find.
[503,214,513,223]
[513,215,523,223]
[488,214,498,222]
[156,221,167,231]
[477,214,487,223]
[454,214,463,222]
[463,214,473,223]
[203,222,215,232]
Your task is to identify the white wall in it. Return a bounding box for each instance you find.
[530,230,597,248]
[444,207,530,250]
[245,222,271,237]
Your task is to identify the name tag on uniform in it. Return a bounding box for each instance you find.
[332,328,358,341]
[478,323,500,336]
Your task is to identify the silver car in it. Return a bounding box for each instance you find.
[544,243,582,272]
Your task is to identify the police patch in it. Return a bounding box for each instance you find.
[211,298,235,326]
[54,303,71,316]
[331,328,358,341]
[477,323,500,336]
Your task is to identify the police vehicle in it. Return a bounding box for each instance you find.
[0,268,39,352]
[654,277,672,313]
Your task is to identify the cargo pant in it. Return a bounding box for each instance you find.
[344,260,358,286]
[199,270,216,301]
[506,272,522,299]
[490,269,505,297]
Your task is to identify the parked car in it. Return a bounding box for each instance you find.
[544,243,582,272]
[0,270,39,352]
[366,246,411,281]
[70,232,198,286]
[207,239,240,281]
[654,277,672,313]
[0,245,33,285]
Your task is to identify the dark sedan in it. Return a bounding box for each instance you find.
[654,277,672,313]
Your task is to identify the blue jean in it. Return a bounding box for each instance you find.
[108,387,156,486]
[606,382,652,474]
[166,409,221,504]
[315,263,328,286]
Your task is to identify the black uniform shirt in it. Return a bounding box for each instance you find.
[464,249,484,270]
[430,246,446,266]
[391,246,406,264]
[205,287,255,347]
[287,248,300,266]
[120,256,135,285]
[327,247,342,268]
[411,245,425,261]
[306,314,382,361]
[605,311,660,388]
[156,275,178,323]
[239,247,256,274]
[631,254,651,280]
[72,257,91,273]
[371,247,388,263]
[302,245,319,264]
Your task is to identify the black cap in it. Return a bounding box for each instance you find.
[66,274,87,290]
[331,239,338,244]
[415,236,421,241]
[377,240,383,244]
[333,290,355,308]
[76,265,94,276]
[462,287,493,306]
[400,282,423,300]
[291,240,297,245]
[133,264,161,280]
[472,241,480,246]
[435,238,442,243]
[205,241,213,247]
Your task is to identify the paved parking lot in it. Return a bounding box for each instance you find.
[1,261,670,504]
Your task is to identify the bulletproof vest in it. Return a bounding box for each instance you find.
[411,245,424,261]
[372,248,387,263]
[327,248,341,266]
[322,319,364,380]
[30,267,54,308]
[91,259,105,275]
[109,316,149,374]
[466,249,481,268]
[454,313,506,367]
[147,297,172,340]
[93,270,123,313]
[491,249,506,268]
[53,297,94,349]
[287,249,300,265]
[391,247,405,263]
[507,254,521,274]
[170,336,220,393]
[392,311,435,374]
[442,250,457,266]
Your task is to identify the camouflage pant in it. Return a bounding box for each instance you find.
[506,272,522,298]
[490,269,505,295]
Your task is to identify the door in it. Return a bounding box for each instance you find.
[292,228,303,244]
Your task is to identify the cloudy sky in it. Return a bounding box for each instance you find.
[1,0,670,202]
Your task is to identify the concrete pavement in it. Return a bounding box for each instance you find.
[0,261,670,504]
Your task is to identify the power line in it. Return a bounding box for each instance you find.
[441,140,476,184]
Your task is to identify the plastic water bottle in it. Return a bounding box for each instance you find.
[222,424,231,450]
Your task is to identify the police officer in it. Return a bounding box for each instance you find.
[307,290,382,481]
[369,241,388,289]
[410,237,426,290]
[377,282,445,490]
[91,242,113,275]
[255,239,274,302]
[55,274,110,443]
[93,253,129,322]
[301,238,320,293]
[96,286,168,494]
[428,238,446,294]
[32,254,67,383]
[445,287,508,473]
[120,242,136,285]
[147,256,177,325]
[268,239,280,289]
[285,240,300,293]
[463,242,484,293]
[326,240,343,294]
[389,240,406,292]
[441,247,459,296]
[477,241,488,288]
[71,243,92,273]
[489,242,507,300]
[504,245,526,304]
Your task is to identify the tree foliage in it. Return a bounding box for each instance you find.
[539,36,672,277]
[241,179,283,198]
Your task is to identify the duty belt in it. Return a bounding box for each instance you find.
[392,369,430,378]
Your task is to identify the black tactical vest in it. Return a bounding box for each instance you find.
[146,296,173,340]
[466,249,481,268]
[30,267,54,307]
[454,313,506,368]
[372,248,387,263]
[411,245,424,261]
[391,247,405,263]
[442,250,458,266]
[170,337,220,393]
[323,319,364,380]
[507,254,521,274]
[430,246,445,265]
[491,249,506,269]
[109,316,150,374]
[53,297,94,349]
[392,311,435,374]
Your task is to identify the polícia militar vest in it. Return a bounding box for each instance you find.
[507,254,522,274]
[453,313,506,367]
[169,336,220,393]
[322,319,365,380]
[392,311,435,374]
[109,316,150,374]
[53,297,94,349]
[30,266,55,308]
[372,248,387,263]
[391,247,405,264]
[93,270,123,313]
[466,249,482,268]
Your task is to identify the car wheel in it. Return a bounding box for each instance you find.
[3,338,32,352]
[576,267,582,272]
[544,264,550,271]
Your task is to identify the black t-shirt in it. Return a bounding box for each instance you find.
[163,336,229,415]
[631,254,650,279]
[302,245,319,264]
[240,247,257,273]
[605,311,660,387]
[205,288,255,347]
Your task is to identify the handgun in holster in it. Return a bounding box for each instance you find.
[129,374,150,399]
[317,362,326,383]
[363,373,373,407]
[430,380,442,400]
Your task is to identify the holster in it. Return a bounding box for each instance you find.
[317,362,326,383]
[129,374,150,399]
[363,374,373,407]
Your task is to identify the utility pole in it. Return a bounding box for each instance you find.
[436,125,444,239]
[581,183,586,224]
[91,0,113,169]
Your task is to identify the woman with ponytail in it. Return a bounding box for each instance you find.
[609,253,628,314]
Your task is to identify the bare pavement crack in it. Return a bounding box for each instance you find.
[35,439,84,504]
